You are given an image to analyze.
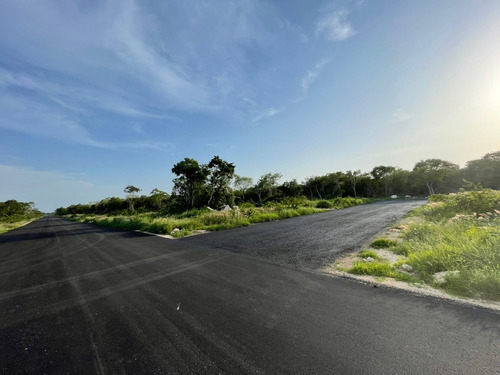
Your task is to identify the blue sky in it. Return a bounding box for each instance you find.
[1,0,499,211]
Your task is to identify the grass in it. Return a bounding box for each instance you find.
[64,197,372,238]
[370,238,397,249]
[358,249,380,259]
[349,260,418,283]
[0,219,35,234]
[348,189,500,301]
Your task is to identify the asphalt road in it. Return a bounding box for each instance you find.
[181,200,427,270]
[1,215,499,374]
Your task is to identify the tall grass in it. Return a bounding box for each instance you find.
[370,190,500,301]
[0,220,35,234]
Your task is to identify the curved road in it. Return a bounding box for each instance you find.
[0,209,499,374]
[181,200,426,269]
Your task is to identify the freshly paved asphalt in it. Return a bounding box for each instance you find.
[181,200,427,270]
[0,213,499,374]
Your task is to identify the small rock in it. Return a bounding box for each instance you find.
[401,264,413,272]
[432,270,459,285]
[391,195,398,199]
[365,257,375,262]
[221,205,231,211]
[171,228,181,235]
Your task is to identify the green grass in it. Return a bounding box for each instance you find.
[0,220,34,234]
[64,197,372,238]
[370,238,397,249]
[358,250,380,259]
[349,189,500,301]
[349,261,418,282]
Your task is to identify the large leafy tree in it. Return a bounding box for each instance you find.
[206,156,235,208]
[412,159,459,195]
[172,158,209,208]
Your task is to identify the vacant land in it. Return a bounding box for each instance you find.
[340,189,500,302]
[62,197,372,238]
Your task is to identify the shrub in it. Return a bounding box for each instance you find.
[316,200,332,209]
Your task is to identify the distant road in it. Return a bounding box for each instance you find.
[1,215,499,374]
[181,200,426,269]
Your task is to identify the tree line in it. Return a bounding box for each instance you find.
[55,151,500,216]
[0,200,43,223]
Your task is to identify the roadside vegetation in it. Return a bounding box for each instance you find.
[65,197,371,237]
[55,151,499,238]
[0,200,44,234]
[345,188,500,301]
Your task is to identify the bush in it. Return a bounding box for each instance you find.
[316,200,332,209]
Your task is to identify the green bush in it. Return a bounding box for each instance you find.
[316,200,332,209]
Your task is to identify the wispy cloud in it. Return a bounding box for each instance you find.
[316,9,356,42]
[389,108,413,125]
[252,108,281,123]
[302,59,328,93]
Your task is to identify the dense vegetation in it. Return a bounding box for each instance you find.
[56,151,500,216]
[348,188,500,301]
[0,200,44,233]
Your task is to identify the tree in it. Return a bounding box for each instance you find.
[465,151,500,189]
[371,166,397,197]
[233,175,254,201]
[255,172,282,203]
[412,159,459,195]
[172,158,209,208]
[148,188,170,211]
[124,185,141,213]
[279,179,303,197]
[206,156,235,208]
[304,176,327,199]
[346,170,362,197]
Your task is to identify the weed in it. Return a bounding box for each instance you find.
[370,238,397,249]
[359,250,379,259]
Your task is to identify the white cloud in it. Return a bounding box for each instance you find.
[389,108,413,125]
[316,9,356,42]
[302,59,328,93]
[252,107,280,123]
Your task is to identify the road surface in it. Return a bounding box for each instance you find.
[0,214,499,374]
[181,200,426,269]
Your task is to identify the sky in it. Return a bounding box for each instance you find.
[1,0,500,212]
